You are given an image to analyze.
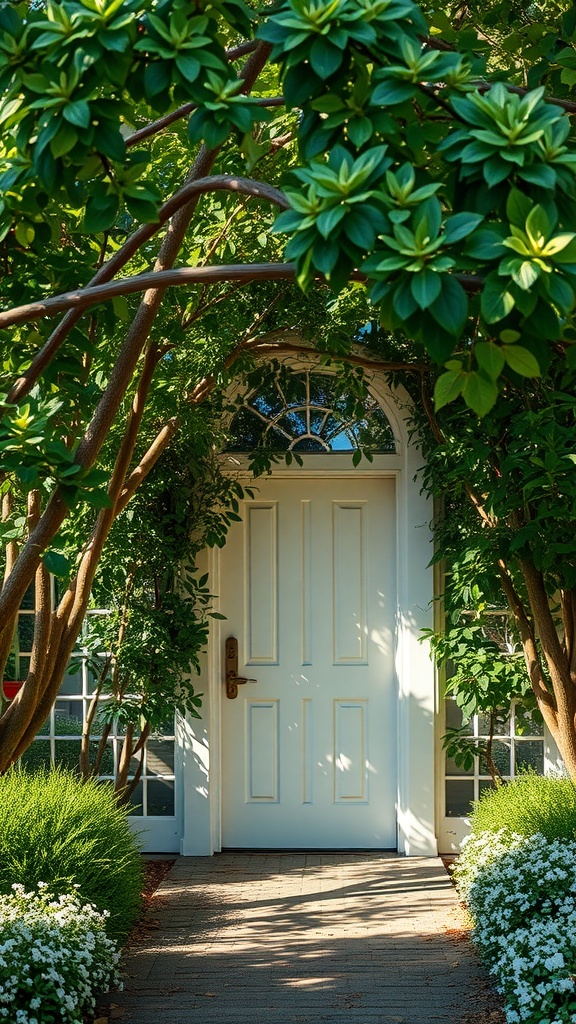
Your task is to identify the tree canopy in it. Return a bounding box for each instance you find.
[1,0,576,779]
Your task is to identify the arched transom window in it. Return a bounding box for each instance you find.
[228,370,396,454]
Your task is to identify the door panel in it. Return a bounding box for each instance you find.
[220,476,397,848]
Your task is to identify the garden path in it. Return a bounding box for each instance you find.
[116,852,502,1024]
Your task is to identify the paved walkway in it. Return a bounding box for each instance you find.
[117,853,500,1024]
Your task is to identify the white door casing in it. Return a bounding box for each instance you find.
[180,378,438,856]
[220,476,397,849]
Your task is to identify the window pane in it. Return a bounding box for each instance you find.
[491,739,512,776]
[55,701,83,725]
[59,665,83,696]
[17,614,35,653]
[154,715,176,736]
[16,656,30,680]
[445,779,474,817]
[477,712,510,736]
[515,740,544,775]
[445,752,474,776]
[53,739,82,773]
[514,705,544,736]
[479,778,497,798]
[127,781,143,816]
[89,738,115,777]
[227,371,396,454]
[147,779,175,817]
[146,740,175,776]
[21,740,51,771]
[445,700,473,733]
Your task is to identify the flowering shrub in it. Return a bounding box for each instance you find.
[0,883,120,1024]
[455,830,576,1024]
[453,827,527,901]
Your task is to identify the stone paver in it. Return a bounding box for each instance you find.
[117,853,498,1024]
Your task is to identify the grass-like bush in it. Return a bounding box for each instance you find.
[0,767,143,942]
[470,772,576,843]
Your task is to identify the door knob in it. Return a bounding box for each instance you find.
[225,636,257,699]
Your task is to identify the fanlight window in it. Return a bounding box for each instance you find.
[227,371,396,454]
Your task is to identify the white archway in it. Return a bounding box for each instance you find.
[179,348,437,856]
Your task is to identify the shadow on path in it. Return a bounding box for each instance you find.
[117,853,503,1024]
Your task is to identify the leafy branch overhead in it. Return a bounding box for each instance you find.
[1,0,576,780]
[2,0,576,420]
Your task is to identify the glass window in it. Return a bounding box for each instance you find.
[16,612,177,818]
[444,699,546,818]
[446,780,475,817]
[227,370,396,454]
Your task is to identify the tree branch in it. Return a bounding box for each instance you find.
[126,96,286,149]
[7,174,289,401]
[0,41,274,635]
[115,416,180,515]
[0,267,485,332]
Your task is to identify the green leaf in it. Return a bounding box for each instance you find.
[42,550,70,577]
[506,189,533,229]
[462,371,498,417]
[63,100,91,129]
[481,275,515,323]
[371,79,416,105]
[546,273,574,312]
[124,194,160,224]
[410,269,441,309]
[434,369,465,411]
[465,229,506,261]
[309,37,343,77]
[84,193,119,233]
[175,54,201,82]
[14,223,35,247]
[474,342,505,379]
[503,345,541,377]
[443,212,484,245]
[145,61,171,98]
[429,276,469,335]
[50,123,78,158]
[518,164,556,189]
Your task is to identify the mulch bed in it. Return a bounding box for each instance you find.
[441,859,506,1023]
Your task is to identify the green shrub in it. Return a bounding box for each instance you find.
[469,772,576,843]
[0,767,143,942]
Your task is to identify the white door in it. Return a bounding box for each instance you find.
[219,474,397,848]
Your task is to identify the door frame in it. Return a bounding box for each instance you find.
[180,364,438,857]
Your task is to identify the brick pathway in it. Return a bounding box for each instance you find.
[117,853,499,1024]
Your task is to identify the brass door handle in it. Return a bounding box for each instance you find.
[225,637,257,699]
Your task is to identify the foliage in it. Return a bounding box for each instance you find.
[424,611,532,779]
[467,772,576,843]
[407,350,576,780]
[455,831,576,1024]
[1,0,576,778]
[0,768,143,941]
[0,883,120,1024]
[76,427,255,797]
[452,826,527,901]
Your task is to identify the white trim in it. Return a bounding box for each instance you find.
[181,366,437,857]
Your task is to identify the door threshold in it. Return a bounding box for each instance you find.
[220,847,397,854]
